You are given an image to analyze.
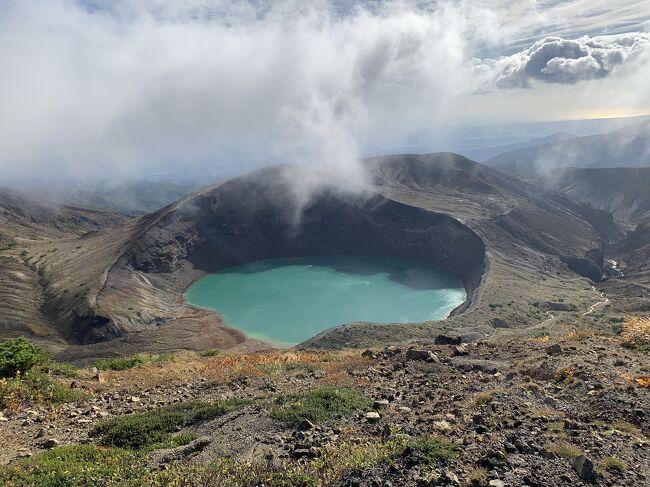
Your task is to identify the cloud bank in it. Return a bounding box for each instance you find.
[0,0,648,185]
[479,33,650,88]
[0,0,483,184]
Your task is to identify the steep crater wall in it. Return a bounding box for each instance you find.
[126,176,487,332]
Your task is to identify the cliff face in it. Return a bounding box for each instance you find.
[129,172,486,284]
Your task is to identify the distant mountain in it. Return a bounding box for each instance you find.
[463,132,575,162]
[8,180,200,216]
[0,188,127,234]
[486,120,650,174]
[520,167,650,224]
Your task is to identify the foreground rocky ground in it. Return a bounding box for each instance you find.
[0,326,648,486]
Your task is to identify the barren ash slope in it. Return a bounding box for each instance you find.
[0,189,127,348]
[5,152,623,360]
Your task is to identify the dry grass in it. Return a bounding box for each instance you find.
[610,421,643,438]
[200,350,373,386]
[560,327,598,342]
[621,315,650,349]
[467,466,488,484]
[472,391,494,406]
[530,406,564,421]
[547,441,582,459]
[1,350,374,399]
[553,366,574,382]
[73,352,205,392]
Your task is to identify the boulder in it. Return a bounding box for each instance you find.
[405,349,437,362]
[545,344,562,355]
[435,335,462,345]
[365,411,381,422]
[572,455,597,482]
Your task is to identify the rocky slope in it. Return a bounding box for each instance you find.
[509,167,650,225]
[1,331,648,486]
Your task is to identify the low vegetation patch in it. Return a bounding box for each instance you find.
[94,353,173,371]
[610,421,643,437]
[90,399,250,450]
[0,370,85,410]
[271,386,372,425]
[0,435,407,487]
[602,456,627,472]
[473,391,494,405]
[199,348,220,357]
[621,316,650,350]
[42,362,78,378]
[0,445,142,486]
[547,441,582,459]
[406,435,459,465]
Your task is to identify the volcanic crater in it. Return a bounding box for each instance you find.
[1,153,621,360]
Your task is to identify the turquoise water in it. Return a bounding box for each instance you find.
[186,255,466,345]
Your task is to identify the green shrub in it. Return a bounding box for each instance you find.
[271,386,372,425]
[94,355,145,371]
[43,362,78,378]
[91,410,186,449]
[408,435,459,464]
[150,432,198,451]
[90,399,250,450]
[199,348,220,357]
[0,338,46,378]
[171,399,251,423]
[94,353,173,371]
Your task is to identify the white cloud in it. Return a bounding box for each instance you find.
[477,33,650,88]
[0,1,484,182]
[0,0,648,183]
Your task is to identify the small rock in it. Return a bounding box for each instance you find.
[433,420,452,432]
[545,344,562,355]
[440,470,460,484]
[373,399,390,410]
[450,345,469,356]
[0,413,8,422]
[129,396,141,403]
[572,455,597,482]
[405,349,437,362]
[475,424,489,434]
[397,406,412,413]
[41,439,59,449]
[292,448,312,459]
[435,335,462,345]
[489,481,505,487]
[297,419,315,431]
[365,411,381,422]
